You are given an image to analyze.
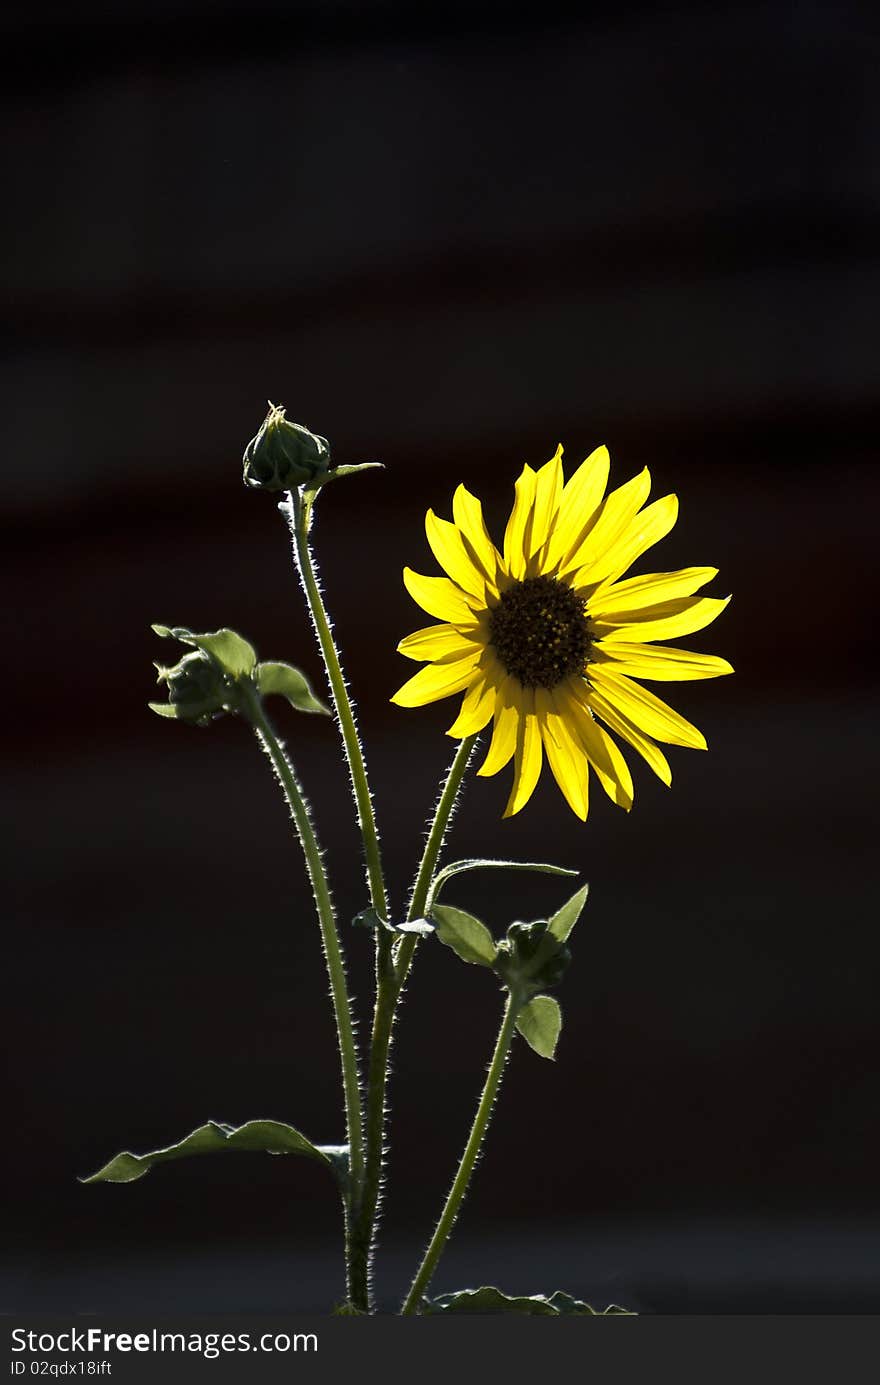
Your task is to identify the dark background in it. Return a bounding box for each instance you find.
[3,0,879,1314]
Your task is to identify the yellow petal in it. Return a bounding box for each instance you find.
[558,682,634,809]
[592,641,734,681]
[535,688,588,819]
[446,667,499,737]
[587,566,718,617]
[594,595,731,643]
[586,685,672,786]
[527,445,564,565]
[425,509,487,600]
[403,568,482,625]
[578,494,679,592]
[589,723,635,810]
[588,665,707,748]
[503,466,537,580]
[544,444,610,570]
[391,652,480,708]
[452,484,502,584]
[477,680,522,777]
[553,681,616,780]
[559,467,652,581]
[503,690,542,817]
[397,623,483,663]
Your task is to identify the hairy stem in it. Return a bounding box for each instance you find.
[400,990,520,1314]
[241,684,367,1309]
[284,490,387,919]
[356,735,479,1304]
[282,488,390,1308]
[406,734,479,938]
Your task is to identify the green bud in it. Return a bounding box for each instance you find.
[150,650,233,726]
[242,403,330,491]
[493,919,571,997]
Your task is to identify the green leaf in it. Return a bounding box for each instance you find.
[431,904,497,967]
[548,883,589,943]
[546,1291,636,1315]
[427,1287,558,1315]
[427,858,577,911]
[310,462,384,493]
[351,907,393,934]
[256,661,329,715]
[152,625,257,678]
[515,994,562,1059]
[425,1286,634,1315]
[81,1120,346,1186]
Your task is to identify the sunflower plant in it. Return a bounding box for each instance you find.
[83,403,732,1316]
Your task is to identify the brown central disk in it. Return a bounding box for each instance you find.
[488,575,592,689]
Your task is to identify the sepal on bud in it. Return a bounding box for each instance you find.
[152,624,257,677]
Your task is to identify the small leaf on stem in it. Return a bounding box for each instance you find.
[515,994,562,1059]
[310,462,384,492]
[352,907,393,933]
[257,661,329,715]
[431,904,497,967]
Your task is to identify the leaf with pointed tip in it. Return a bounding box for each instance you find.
[431,904,497,967]
[257,661,329,715]
[516,994,562,1059]
[548,883,589,943]
[427,859,577,912]
[81,1120,346,1187]
[152,625,257,678]
[313,462,384,491]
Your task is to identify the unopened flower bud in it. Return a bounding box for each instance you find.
[493,919,571,996]
[242,403,330,491]
[151,650,232,726]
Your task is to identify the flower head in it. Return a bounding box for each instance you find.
[391,445,732,819]
[243,403,331,491]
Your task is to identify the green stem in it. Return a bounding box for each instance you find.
[285,490,388,919]
[241,684,367,1308]
[356,734,479,1305]
[283,487,389,1309]
[400,990,521,1315]
[395,732,480,990]
[407,734,479,923]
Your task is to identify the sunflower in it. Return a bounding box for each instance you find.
[391,446,733,819]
